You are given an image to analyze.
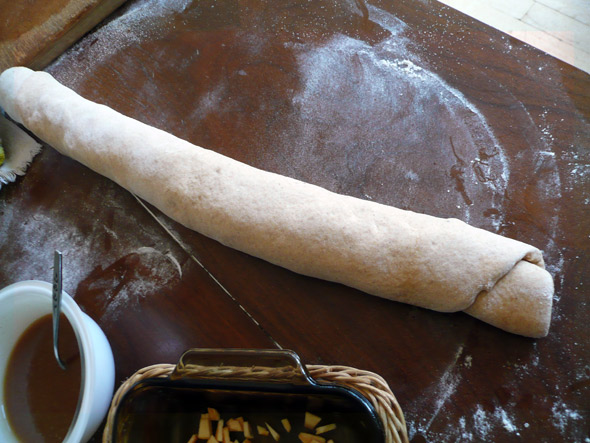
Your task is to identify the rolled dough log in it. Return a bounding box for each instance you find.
[0,67,554,337]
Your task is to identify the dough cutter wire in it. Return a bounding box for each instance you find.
[52,250,67,370]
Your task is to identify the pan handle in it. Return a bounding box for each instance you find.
[170,348,314,386]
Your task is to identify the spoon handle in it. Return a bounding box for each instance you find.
[52,250,66,370]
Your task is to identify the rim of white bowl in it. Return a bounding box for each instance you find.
[0,280,94,443]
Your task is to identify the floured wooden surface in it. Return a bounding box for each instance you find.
[1,0,589,441]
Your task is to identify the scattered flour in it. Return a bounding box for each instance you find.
[494,407,518,434]
[404,170,420,182]
[286,6,510,231]
[551,400,583,433]
[103,224,119,240]
[464,355,472,368]
[79,246,182,322]
[472,405,492,439]
[407,344,465,439]
[0,208,96,293]
[0,168,183,318]
[457,416,473,440]
[47,0,192,87]
[412,401,526,441]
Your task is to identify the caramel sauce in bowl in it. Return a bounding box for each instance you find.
[4,313,82,442]
[0,281,115,442]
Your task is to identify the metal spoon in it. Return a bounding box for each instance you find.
[52,250,67,370]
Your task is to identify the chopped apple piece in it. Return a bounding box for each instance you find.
[266,422,280,441]
[187,434,198,443]
[216,420,224,441]
[304,412,322,430]
[243,421,254,439]
[257,425,269,436]
[223,427,231,443]
[208,408,221,421]
[198,414,212,439]
[227,418,243,432]
[206,436,219,443]
[315,423,337,434]
[298,432,326,443]
[281,418,292,432]
[327,440,334,443]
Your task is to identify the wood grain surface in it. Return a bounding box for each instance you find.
[0,0,127,71]
[1,0,589,441]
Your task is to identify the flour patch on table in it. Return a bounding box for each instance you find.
[0,208,96,293]
[407,344,465,440]
[551,400,585,439]
[472,405,492,438]
[288,5,509,232]
[0,162,184,317]
[494,406,518,433]
[48,0,192,88]
[77,246,182,323]
[563,150,590,198]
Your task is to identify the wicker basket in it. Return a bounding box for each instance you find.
[102,353,408,443]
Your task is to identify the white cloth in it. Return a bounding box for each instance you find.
[0,113,42,188]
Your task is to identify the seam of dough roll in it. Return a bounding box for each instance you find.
[0,67,554,337]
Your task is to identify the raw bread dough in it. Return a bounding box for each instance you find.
[0,67,554,337]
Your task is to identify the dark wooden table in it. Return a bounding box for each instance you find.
[1,0,589,441]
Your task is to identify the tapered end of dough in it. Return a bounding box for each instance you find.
[0,67,35,124]
[465,261,554,338]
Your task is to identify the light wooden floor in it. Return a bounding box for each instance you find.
[436,0,590,74]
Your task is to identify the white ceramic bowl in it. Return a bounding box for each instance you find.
[0,280,115,442]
